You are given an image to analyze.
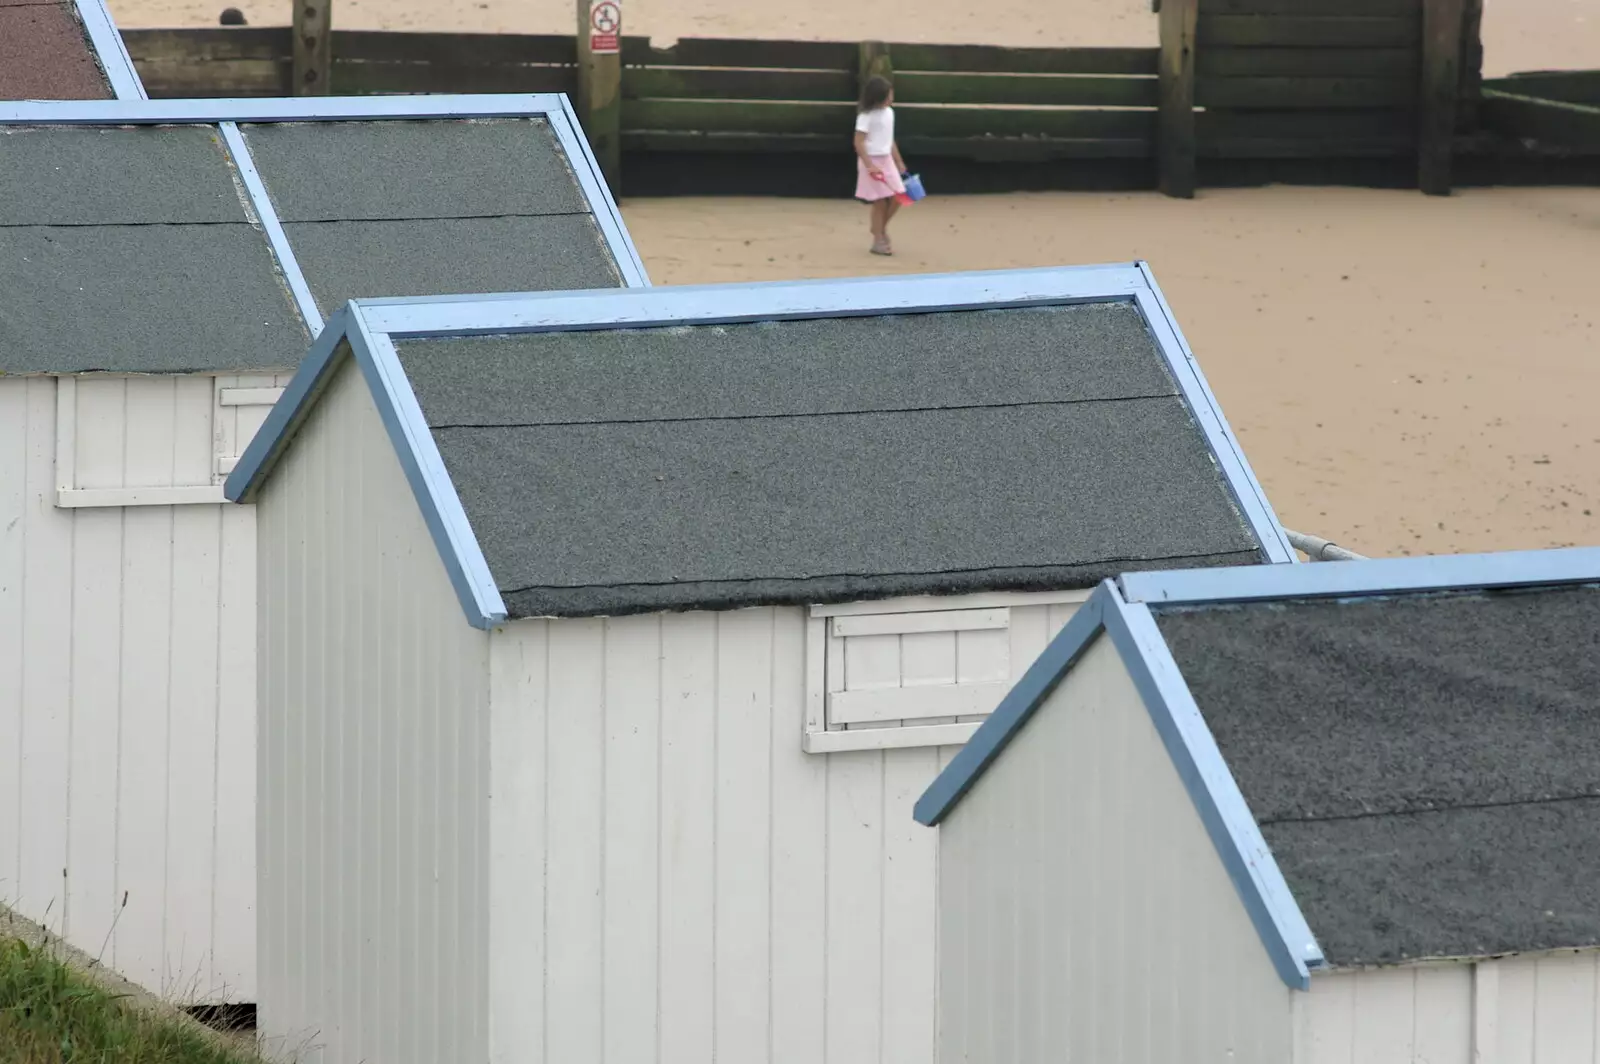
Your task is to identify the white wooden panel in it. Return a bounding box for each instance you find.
[1498,955,1539,1064]
[0,375,259,1003]
[811,599,1081,746]
[715,609,774,1063]
[1532,951,1598,1064]
[828,680,1009,725]
[545,619,606,1060]
[1295,951,1600,1064]
[882,747,939,1064]
[476,597,1084,1063]
[937,634,1294,1064]
[218,387,285,407]
[601,613,661,1063]
[658,611,718,1063]
[768,606,828,1064]
[831,607,1009,638]
[826,749,885,1064]
[488,622,548,1064]
[254,357,491,1064]
[57,486,226,507]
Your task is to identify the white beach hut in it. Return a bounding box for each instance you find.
[916,546,1600,1064]
[225,265,1298,1063]
[0,84,642,1004]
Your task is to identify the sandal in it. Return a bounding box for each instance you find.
[870,237,893,256]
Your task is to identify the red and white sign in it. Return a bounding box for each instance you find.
[589,0,621,54]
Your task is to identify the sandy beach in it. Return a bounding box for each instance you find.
[108,0,1600,559]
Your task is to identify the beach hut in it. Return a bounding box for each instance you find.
[915,546,1600,1064]
[0,90,643,1004]
[225,264,1297,1063]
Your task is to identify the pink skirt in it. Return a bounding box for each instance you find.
[855,155,905,201]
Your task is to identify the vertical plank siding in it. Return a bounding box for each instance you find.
[1294,950,1600,1063]
[487,601,1078,1063]
[936,634,1294,1063]
[0,374,283,1002]
[254,357,491,1064]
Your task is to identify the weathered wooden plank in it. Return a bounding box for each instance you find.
[623,98,1156,138]
[1419,0,1466,193]
[332,60,575,95]
[131,56,576,99]
[134,57,287,97]
[122,26,290,61]
[1199,105,1415,157]
[329,28,576,65]
[292,0,332,95]
[621,36,855,71]
[620,129,1155,159]
[1203,0,1416,13]
[1198,75,1414,108]
[887,43,1157,76]
[1197,46,1416,78]
[1485,70,1600,106]
[1198,16,1420,48]
[1480,89,1600,151]
[1159,0,1198,197]
[893,71,1158,107]
[625,66,852,101]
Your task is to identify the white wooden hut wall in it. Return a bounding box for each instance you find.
[247,341,1106,1063]
[936,632,1294,1064]
[487,592,1085,1064]
[254,357,492,1064]
[1296,950,1600,1064]
[0,372,285,1002]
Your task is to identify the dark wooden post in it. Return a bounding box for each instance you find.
[1419,0,1467,195]
[1157,0,1198,198]
[1456,0,1485,133]
[576,0,623,193]
[858,40,892,91]
[292,0,332,95]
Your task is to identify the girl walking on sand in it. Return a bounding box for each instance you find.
[854,75,908,256]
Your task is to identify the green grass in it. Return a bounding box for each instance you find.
[0,938,258,1064]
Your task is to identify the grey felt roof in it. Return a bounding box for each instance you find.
[0,116,625,374]
[396,302,1268,617]
[240,118,622,314]
[1157,585,1600,967]
[0,126,308,374]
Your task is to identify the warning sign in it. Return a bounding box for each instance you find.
[589,0,621,54]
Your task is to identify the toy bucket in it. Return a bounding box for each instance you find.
[901,172,927,201]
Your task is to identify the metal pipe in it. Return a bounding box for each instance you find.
[1284,529,1368,562]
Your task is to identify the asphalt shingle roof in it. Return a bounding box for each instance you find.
[0,118,626,374]
[396,301,1269,617]
[1157,585,1600,967]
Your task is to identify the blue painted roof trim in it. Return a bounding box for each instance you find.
[347,311,508,630]
[914,580,1325,991]
[71,0,146,101]
[225,306,509,630]
[1099,591,1325,990]
[0,94,648,297]
[356,263,1150,337]
[1119,545,1600,607]
[1132,266,1295,566]
[550,92,650,288]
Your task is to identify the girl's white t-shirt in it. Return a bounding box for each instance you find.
[854,106,894,157]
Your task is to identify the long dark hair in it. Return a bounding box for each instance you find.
[858,75,893,113]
